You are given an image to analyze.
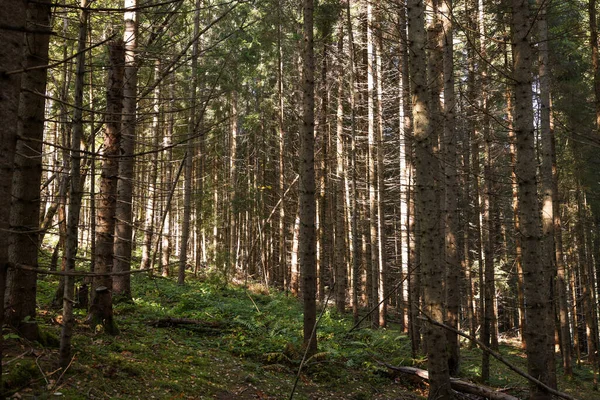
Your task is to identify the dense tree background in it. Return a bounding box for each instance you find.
[3,0,600,398]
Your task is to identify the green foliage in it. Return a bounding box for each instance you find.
[10,273,598,398]
[2,360,40,395]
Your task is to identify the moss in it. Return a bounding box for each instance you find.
[2,360,40,394]
[37,328,60,347]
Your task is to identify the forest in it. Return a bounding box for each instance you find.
[2,0,600,399]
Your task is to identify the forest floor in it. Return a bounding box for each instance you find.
[2,271,597,399]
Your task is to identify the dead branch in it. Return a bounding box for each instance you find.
[418,315,576,400]
[380,362,519,400]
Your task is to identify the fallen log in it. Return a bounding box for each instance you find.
[380,362,519,400]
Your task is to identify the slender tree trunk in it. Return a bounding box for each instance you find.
[374,1,387,328]
[140,61,162,273]
[277,0,287,290]
[114,0,138,298]
[346,0,361,325]
[591,0,600,129]
[365,0,380,329]
[179,0,201,285]
[335,25,347,313]
[89,41,124,335]
[5,0,52,341]
[59,0,89,368]
[408,0,451,396]
[536,0,559,386]
[442,0,460,376]
[511,0,556,395]
[300,0,317,356]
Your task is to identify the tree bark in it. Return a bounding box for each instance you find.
[114,0,138,298]
[441,0,460,376]
[5,0,52,342]
[59,0,89,368]
[89,41,124,335]
[511,0,556,396]
[0,0,27,380]
[300,0,317,356]
[408,0,452,397]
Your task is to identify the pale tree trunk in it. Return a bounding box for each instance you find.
[114,0,138,298]
[335,25,347,314]
[277,0,286,289]
[577,190,598,388]
[179,0,201,285]
[365,0,380,328]
[374,0,387,328]
[5,0,52,342]
[511,0,556,396]
[441,0,460,376]
[408,0,451,396]
[89,41,124,335]
[506,52,525,349]
[0,0,27,378]
[161,77,175,277]
[346,0,360,324]
[552,110,572,375]
[397,0,410,331]
[59,0,89,368]
[229,90,238,275]
[465,0,482,348]
[140,61,162,273]
[300,0,317,356]
[398,1,420,354]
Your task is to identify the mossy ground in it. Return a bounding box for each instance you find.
[2,272,596,399]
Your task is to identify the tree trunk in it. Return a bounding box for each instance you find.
[442,0,460,376]
[5,0,52,342]
[511,0,556,396]
[300,0,317,356]
[179,0,201,286]
[0,0,27,379]
[89,41,124,335]
[59,0,89,368]
[140,61,162,273]
[114,0,138,298]
[408,0,452,397]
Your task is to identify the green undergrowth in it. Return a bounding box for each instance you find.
[3,273,598,399]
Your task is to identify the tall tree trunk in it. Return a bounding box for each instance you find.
[346,0,361,325]
[591,0,600,129]
[114,0,138,298]
[0,0,27,379]
[408,0,451,397]
[89,41,124,335]
[536,0,559,386]
[335,24,347,314]
[179,0,201,285]
[5,0,52,342]
[277,0,287,290]
[300,0,317,356]
[365,0,380,329]
[374,0,387,328]
[59,0,89,368]
[442,0,460,376]
[140,61,162,273]
[511,0,556,396]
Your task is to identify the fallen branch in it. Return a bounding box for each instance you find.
[380,362,518,400]
[148,317,222,328]
[418,315,576,400]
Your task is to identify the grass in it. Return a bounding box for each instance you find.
[2,272,598,399]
